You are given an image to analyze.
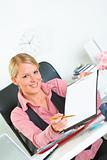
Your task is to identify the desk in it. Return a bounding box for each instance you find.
[32,121,107,160]
[1,111,107,160]
[0,113,107,160]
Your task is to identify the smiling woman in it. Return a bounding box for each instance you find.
[8,53,68,152]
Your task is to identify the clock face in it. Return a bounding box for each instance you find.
[18,29,40,54]
[18,27,52,55]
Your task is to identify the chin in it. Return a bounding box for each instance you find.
[31,87,41,93]
[28,90,39,95]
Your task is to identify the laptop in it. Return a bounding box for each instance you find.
[0,134,31,160]
[64,68,99,131]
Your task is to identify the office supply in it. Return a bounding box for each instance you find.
[62,115,76,119]
[85,113,105,130]
[72,64,96,82]
[82,64,96,72]
[89,121,103,130]
[64,69,99,131]
[73,64,90,75]
[0,133,31,160]
[50,114,75,121]
[74,64,94,75]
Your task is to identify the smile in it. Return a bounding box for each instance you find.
[30,83,38,87]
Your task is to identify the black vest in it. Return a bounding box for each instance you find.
[19,91,65,131]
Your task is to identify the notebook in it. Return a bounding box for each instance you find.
[64,69,99,131]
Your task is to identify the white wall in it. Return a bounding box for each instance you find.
[0,0,107,89]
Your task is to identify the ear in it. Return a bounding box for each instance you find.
[11,78,18,86]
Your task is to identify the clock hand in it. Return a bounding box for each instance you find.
[19,42,30,45]
[29,35,35,44]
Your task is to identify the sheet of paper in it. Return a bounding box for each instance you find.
[65,70,98,129]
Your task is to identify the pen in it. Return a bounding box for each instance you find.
[43,144,58,160]
[50,115,76,121]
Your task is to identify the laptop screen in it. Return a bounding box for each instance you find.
[64,69,99,131]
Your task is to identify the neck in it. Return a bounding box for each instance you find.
[23,89,46,106]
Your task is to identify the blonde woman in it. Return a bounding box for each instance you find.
[9,53,102,159]
[9,53,67,149]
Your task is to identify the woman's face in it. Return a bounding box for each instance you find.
[12,63,42,95]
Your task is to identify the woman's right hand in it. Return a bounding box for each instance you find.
[51,113,68,132]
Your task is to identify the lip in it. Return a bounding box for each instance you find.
[30,83,38,88]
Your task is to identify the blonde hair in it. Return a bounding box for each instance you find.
[9,53,39,79]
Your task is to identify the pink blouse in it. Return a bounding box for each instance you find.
[11,78,67,148]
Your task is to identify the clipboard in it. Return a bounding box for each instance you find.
[64,69,99,132]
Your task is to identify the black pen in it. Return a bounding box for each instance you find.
[43,144,58,160]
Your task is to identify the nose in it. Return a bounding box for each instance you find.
[30,75,36,82]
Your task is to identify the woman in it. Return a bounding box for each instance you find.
[9,53,102,159]
[9,53,67,149]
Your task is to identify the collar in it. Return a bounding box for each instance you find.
[17,82,52,111]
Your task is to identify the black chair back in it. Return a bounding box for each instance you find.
[0,84,18,125]
[39,61,61,82]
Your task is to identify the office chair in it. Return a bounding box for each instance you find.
[0,61,61,156]
[39,61,61,82]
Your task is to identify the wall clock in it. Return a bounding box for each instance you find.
[18,29,40,54]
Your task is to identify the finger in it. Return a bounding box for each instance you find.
[51,116,63,124]
[50,113,63,121]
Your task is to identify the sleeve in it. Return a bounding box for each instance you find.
[97,90,101,110]
[10,107,60,148]
[47,78,68,97]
